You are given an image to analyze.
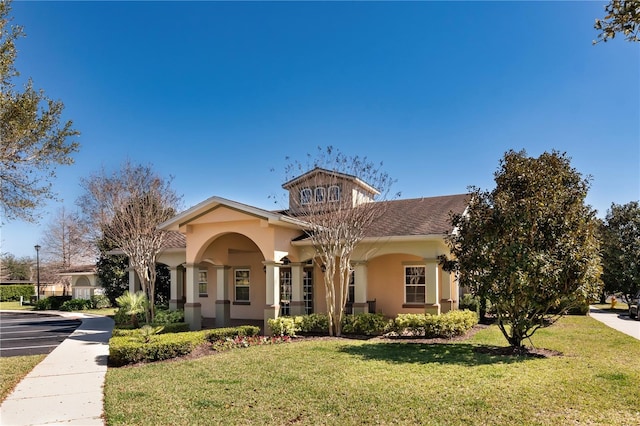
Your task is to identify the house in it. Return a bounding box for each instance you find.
[60,265,103,299]
[129,168,469,332]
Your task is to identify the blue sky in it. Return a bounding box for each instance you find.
[2,1,639,259]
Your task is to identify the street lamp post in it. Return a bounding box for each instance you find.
[34,245,41,301]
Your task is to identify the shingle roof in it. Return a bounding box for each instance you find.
[163,231,186,248]
[364,194,470,237]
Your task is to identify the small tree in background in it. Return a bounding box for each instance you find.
[600,201,640,303]
[0,253,32,280]
[442,150,602,351]
[96,237,129,306]
[78,162,181,323]
[39,207,95,295]
[282,146,397,336]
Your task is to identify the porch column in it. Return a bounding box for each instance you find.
[127,266,141,294]
[289,262,305,316]
[425,260,441,315]
[263,261,280,335]
[214,265,231,328]
[169,266,180,311]
[352,261,369,314]
[184,263,202,330]
[440,269,455,313]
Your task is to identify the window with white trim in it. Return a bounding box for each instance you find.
[328,185,340,202]
[198,270,208,296]
[347,269,355,303]
[405,266,426,304]
[235,269,250,302]
[315,187,326,203]
[300,188,312,205]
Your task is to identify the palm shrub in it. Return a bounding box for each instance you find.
[116,291,148,328]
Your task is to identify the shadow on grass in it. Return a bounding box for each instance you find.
[338,342,533,366]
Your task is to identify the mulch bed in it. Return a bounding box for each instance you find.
[119,324,562,367]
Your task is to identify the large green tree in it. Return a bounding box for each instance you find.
[600,201,640,302]
[0,0,79,221]
[594,0,640,43]
[442,150,602,350]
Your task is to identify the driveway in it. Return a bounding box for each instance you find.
[0,312,81,357]
[589,307,640,340]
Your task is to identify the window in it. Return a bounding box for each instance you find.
[303,267,314,314]
[405,266,426,304]
[315,187,326,203]
[198,270,208,296]
[347,270,355,303]
[280,269,292,316]
[235,269,250,302]
[328,185,340,202]
[300,188,312,205]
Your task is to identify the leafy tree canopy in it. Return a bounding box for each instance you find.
[600,201,640,301]
[443,150,602,350]
[0,0,79,221]
[594,0,640,43]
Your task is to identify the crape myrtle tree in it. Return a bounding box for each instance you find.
[96,237,171,306]
[594,0,640,43]
[600,201,640,302]
[283,146,397,336]
[78,162,181,323]
[0,0,79,222]
[441,150,602,351]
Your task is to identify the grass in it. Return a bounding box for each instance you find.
[0,355,46,403]
[104,316,640,425]
[591,302,629,312]
[0,301,34,310]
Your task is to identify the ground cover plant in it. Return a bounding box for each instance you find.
[0,354,46,403]
[104,315,640,425]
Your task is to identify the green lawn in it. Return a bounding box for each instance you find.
[0,355,46,402]
[0,301,34,310]
[104,316,640,425]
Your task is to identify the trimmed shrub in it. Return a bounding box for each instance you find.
[388,310,478,338]
[204,326,260,342]
[268,316,299,337]
[156,322,190,333]
[60,299,91,311]
[90,294,111,309]
[459,294,480,312]
[341,313,390,336]
[33,297,53,310]
[298,313,329,334]
[153,309,184,324]
[109,331,208,366]
[0,285,34,302]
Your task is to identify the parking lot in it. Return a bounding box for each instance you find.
[0,312,81,357]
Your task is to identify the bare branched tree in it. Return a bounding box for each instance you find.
[39,207,96,295]
[283,146,397,336]
[77,162,181,322]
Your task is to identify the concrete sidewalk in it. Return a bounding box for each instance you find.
[589,306,640,340]
[0,313,114,426]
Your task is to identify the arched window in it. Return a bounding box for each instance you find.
[328,185,340,202]
[315,187,326,203]
[300,188,312,205]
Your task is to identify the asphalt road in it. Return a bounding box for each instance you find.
[0,312,81,357]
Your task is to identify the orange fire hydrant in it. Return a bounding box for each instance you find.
[610,296,617,310]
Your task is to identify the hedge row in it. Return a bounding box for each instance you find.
[387,310,479,338]
[269,310,479,338]
[109,325,262,366]
[0,285,34,301]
